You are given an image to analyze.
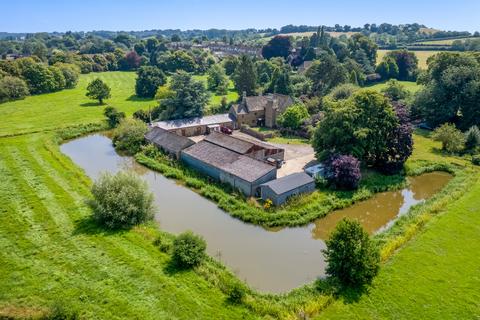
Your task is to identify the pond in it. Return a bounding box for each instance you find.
[61,134,452,293]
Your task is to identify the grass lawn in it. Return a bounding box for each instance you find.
[366,80,423,94]
[0,71,157,137]
[0,71,239,137]
[377,49,447,69]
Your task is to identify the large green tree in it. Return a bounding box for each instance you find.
[385,50,419,81]
[135,66,167,98]
[414,52,480,129]
[313,90,399,165]
[323,218,380,287]
[161,71,209,120]
[233,55,257,96]
[305,53,348,96]
[207,64,229,95]
[261,36,292,59]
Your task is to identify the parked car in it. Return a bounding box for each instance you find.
[220,126,233,135]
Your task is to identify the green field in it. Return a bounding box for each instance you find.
[367,80,423,94]
[377,49,445,69]
[0,71,238,137]
[1,71,480,319]
[416,37,472,45]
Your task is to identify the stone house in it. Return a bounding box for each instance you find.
[229,93,294,128]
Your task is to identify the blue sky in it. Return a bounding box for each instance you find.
[3,0,479,32]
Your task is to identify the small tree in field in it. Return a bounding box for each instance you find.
[172,231,206,268]
[323,218,380,287]
[86,78,111,104]
[88,171,155,229]
[432,123,465,153]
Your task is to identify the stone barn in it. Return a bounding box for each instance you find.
[145,127,195,159]
[180,140,277,196]
[152,114,235,137]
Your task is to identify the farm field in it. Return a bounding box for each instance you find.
[367,80,423,94]
[416,37,472,45]
[377,49,446,69]
[0,71,238,137]
[1,71,479,319]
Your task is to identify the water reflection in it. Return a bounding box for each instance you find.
[61,134,451,293]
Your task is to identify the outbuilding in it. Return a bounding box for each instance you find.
[152,114,235,137]
[145,127,195,159]
[180,140,277,196]
[260,172,316,206]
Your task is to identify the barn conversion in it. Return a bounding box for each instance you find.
[204,132,285,161]
[180,140,277,196]
[260,172,315,206]
[152,114,235,137]
[144,127,195,159]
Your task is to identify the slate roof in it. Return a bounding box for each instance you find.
[231,94,294,115]
[204,132,254,154]
[145,127,195,154]
[260,172,314,195]
[153,114,234,131]
[182,140,276,183]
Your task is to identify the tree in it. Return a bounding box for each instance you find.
[161,72,209,120]
[0,76,29,102]
[381,79,409,101]
[385,50,419,81]
[233,55,257,96]
[104,106,125,128]
[135,66,167,98]
[222,56,239,76]
[21,62,57,94]
[207,64,229,95]
[465,125,480,150]
[376,57,399,80]
[172,231,206,268]
[328,83,359,101]
[414,52,480,129]
[86,78,111,104]
[348,34,378,72]
[323,218,380,287]
[432,123,465,153]
[156,50,196,73]
[312,90,398,165]
[324,154,361,190]
[261,36,291,59]
[375,102,413,174]
[49,66,66,91]
[112,118,148,154]
[278,103,309,130]
[305,53,348,96]
[88,171,154,229]
[268,68,292,95]
[54,63,79,88]
[122,51,142,70]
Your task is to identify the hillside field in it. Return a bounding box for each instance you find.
[377,49,445,69]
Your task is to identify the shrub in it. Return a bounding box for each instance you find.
[104,106,125,128]
[323,218,380,287]
[227,281,247,303]
[88,171,154,229]
[153,234,173,253]
[472,155,480,166]
[0,76,29,102]
[112,118,148,154]
[465,125,480,150]
[432,123,465,153]
[381,79,409,101]
[172,231,206,268]
[278,103,309,130]
[328,83,359,101]
[325,154,361,190]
